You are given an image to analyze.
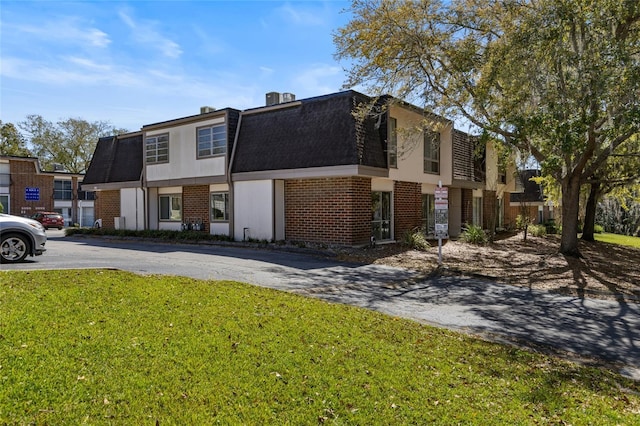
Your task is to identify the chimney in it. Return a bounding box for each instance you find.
[200,106,216,114]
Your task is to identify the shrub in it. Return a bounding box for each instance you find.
[528,224,547,237]
[402,228,430,251]
[460,224,488,245]
[594,224,604,234]
[516,214,533,230]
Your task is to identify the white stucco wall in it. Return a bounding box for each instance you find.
[146,116,227,182]
[233,180,274,242]
[274,180,285,241]
[387,105,453,186]
[120,188,145,230]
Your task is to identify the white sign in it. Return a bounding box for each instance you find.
[434,186,449,238]
[435,186,448,210]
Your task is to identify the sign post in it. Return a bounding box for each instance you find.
[434,183,448,265]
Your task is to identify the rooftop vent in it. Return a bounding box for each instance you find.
[266,92,281,106]
[266,92,296,106]
[200,106,216,114]
[281,92,296,103]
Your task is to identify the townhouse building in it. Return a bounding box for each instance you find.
[0,155,95,226]
[84,90,513,246]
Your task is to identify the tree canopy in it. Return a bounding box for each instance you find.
[0,121,31,157]
[18,115,128,174]
[335,0,640,255]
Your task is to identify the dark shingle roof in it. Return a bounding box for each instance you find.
[510,169,544,203]
[231,91,387,173]
[83,133,143,185]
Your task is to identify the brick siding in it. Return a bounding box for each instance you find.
[393,181,422,237]
[9,159,54,216]
[285,177,371,246]
[182,185,209,232]
[482,190,497,230]
[95,190,120,229]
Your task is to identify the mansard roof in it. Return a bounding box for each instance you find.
[231,90,387,173]
[83,133,143,185]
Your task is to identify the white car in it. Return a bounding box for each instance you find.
[0,213,47,263]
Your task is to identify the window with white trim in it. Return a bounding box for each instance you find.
[473,196,483,226]
[197,125,226,158]
[423,130,440,174]
[159,194,182,221]
[210,192,229,221]
[146,134,169,164]
[371,191,392,241]
[422,194,435,235]
[54,180,72,200]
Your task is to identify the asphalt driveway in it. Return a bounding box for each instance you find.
[5,231,639,380]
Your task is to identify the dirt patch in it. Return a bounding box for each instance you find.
[334,232,640,303]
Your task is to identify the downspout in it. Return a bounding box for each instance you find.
[227,111,243,241]
[140,137,148,231]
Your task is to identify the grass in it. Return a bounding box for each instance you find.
[1,270,639,424]
[594,232,640,249]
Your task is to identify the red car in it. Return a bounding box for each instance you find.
[31,212,64,230]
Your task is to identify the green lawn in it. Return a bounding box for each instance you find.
[594,232,640,248]
[1,270,638,424]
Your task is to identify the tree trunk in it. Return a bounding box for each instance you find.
[581,182,600,242]
[560,174,582,256]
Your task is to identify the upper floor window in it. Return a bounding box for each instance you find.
[388,117,397,168]
[424,130,440,174]
[197,125,226,158]
[54,180,72,200]
[146,134,169,164]
[211,192,229,221]
[0,173,9,186]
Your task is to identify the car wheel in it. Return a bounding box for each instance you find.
[58,227,63,230]
[1,233,30,263]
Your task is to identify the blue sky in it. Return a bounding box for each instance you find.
[1,0,354,131]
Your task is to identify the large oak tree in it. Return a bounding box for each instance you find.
[335,0,640,255]
[19,115,128,174]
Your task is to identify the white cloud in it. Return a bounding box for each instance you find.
[276,2,328,27]
[292,63,344,95]
[118,9,182,59]
[260,66,275,76]
[192,25,226,55]
[64,56,112,71]
[6,18,110,48]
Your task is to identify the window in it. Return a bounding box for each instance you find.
[371,191,392,241]
[423,130,440,174]
[77,190,95,201]
[146,134,169,164]
[388,117,397,168]
[54,180,72,200]
[211,192,229,221]
[0,194,8,213]
[422,194,435,235]
[197,125,226,158]
[473,197,483,226]
[0,173,9,186]
[159,194,182,221]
